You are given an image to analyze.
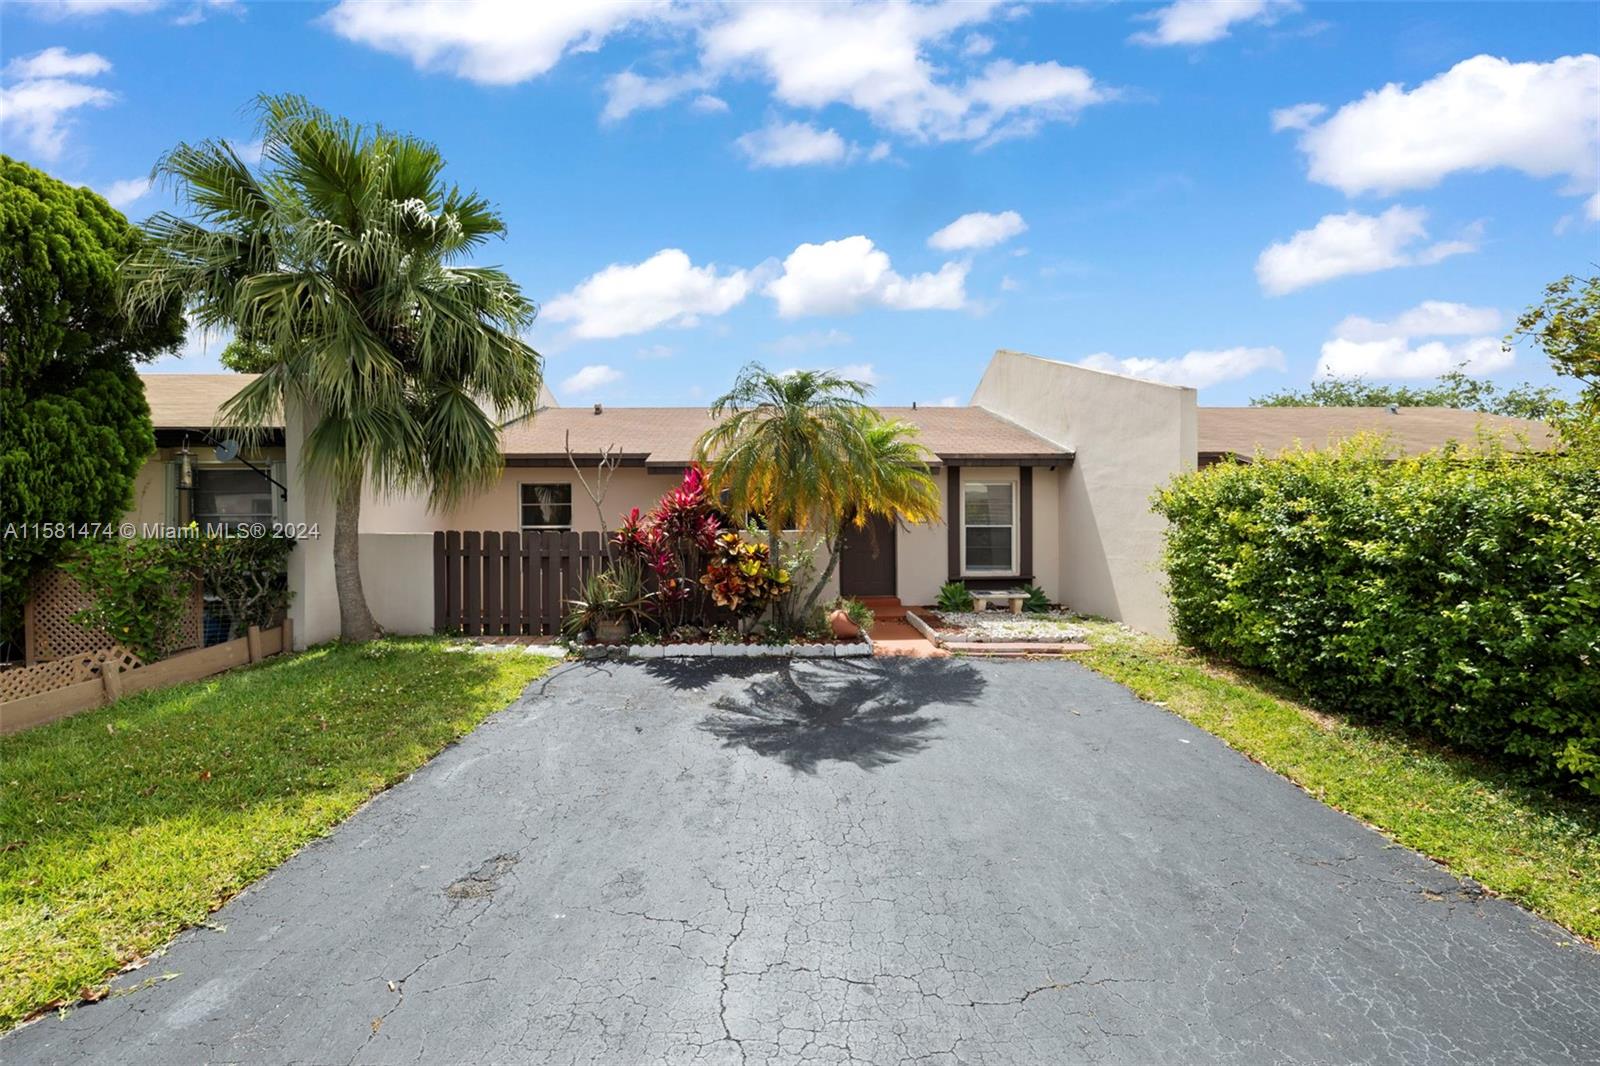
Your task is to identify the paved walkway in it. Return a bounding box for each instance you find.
[6,659,1597,1064]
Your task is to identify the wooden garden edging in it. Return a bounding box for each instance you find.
[0,620,293,736]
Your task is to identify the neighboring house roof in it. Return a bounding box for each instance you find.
[137,375,1070,467]
[141,373,261,429]
[1197,406,1554,460]
[498,405,1072,468]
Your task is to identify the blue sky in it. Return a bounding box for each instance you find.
[3,0,1596,407]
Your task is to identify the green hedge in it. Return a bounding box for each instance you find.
[1154,436,1600,795]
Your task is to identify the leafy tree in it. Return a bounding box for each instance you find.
[0,157,184,639]
[1251,369,1561,418]
[1509,273,1599,413]
[695,364,940,619]
[124,95,543,641]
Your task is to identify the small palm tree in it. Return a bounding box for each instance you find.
[695,363,939,619]
[125,95,543,641]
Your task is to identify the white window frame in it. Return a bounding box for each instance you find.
[960,478,1018,576]
[519,482,574,532]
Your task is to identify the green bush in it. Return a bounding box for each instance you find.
[62,532,294,659]
[1020,585,1051,614]
[1154,435,1600,794]
[935,581,974,613]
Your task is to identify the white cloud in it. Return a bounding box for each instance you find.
[765,235,968,317]
[961,33,994,58]
[3,46,110,79]
[765,329,852,355]
[1316,301,1510,379]
[1131,0,1299,47]
[928,209,1026,251]
[560,364,624,396]
[1079,346,1286,389]
[322,0,665,86]
[636,343,675,360]
[0,48,115,160]
[932,395,960,407]
[999,275,1021,292]
[99,175,151,209]
[543,249,752,339]
[18,0,163,16]
[327,2,1113,148]
[1280,54,1600,214]
[1255,206,1478,296]
[690,93,728,114]
[700,4,1110,143]
[1332,300,1501,343]
[735,120,849,167]
[1269,102,1325,132]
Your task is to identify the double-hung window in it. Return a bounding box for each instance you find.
[962,480,1016,574]
[520,483,573,531]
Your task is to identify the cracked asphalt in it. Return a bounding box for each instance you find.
[6,657,1598,1064]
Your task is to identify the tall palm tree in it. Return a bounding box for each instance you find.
[124,95,543,641]
[695,363,940,619]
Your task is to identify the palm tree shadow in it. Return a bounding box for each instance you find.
[684,657,986,773]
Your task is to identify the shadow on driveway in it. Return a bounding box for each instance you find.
[643,656,985,772]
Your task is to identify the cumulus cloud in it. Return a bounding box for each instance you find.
[560,364,624,396]
[1078,346,1286,389]
[543,249,753,339]
[1269,102,1325,132]
[735,120,850,167]
[326,2,1115,149]
[1131,0,1299,47]
[1279,54,1599,216]
[99,175,151,209]
[928,210,1026,251]
[1316,300,1510,379]
[0,48,115,160]
[764,235,968,317]
[322,0,665,86]
[1255,206,1478,296]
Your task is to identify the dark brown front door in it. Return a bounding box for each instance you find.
[838,513,897,597]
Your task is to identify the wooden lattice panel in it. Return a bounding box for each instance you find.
[26,569,202,664]
[0,645,142,703]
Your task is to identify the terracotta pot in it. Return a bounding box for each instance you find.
[594,618,632,644]
[828,609,861,639]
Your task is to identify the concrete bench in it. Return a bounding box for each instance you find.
[971,589,1028,615]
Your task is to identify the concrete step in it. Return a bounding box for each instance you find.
[857,595,906,621]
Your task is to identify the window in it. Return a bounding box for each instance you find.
[520,483,573,531]
[962,480,1015,573]
[192,467,273,532]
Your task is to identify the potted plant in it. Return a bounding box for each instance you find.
[563,561,654,643]
[827,597,875,639]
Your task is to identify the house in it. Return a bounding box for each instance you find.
[133,349,1552,645]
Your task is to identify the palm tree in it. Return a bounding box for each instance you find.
[695,363,940,619]
[124,95,543,641]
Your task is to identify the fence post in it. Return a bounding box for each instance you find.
[462,531,482,636]
[245,624,262,663]
[432,531,447,633]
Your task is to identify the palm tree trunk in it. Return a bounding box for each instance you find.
[333,476,381,642]
[800,528,846,618]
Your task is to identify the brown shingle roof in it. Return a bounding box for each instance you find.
[140,373,261,428]
[1198,406,1555,459]
[498,404,1070,467]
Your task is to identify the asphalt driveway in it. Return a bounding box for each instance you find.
[6,657,1598,1064]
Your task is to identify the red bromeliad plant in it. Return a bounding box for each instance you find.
[611,466,726,628]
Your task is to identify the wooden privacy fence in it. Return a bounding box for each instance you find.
[433,530,607,637]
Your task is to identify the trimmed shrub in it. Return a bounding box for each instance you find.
[1154,435,1600,795]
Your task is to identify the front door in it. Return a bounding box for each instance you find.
[838,513,897,597]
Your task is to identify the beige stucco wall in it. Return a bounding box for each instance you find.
[359,533,435,635]
[971,350,1196,635]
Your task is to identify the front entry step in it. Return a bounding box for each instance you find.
[857,596,906,621]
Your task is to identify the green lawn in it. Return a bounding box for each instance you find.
[0,639,558,1030]
[1075,622,1600,944]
